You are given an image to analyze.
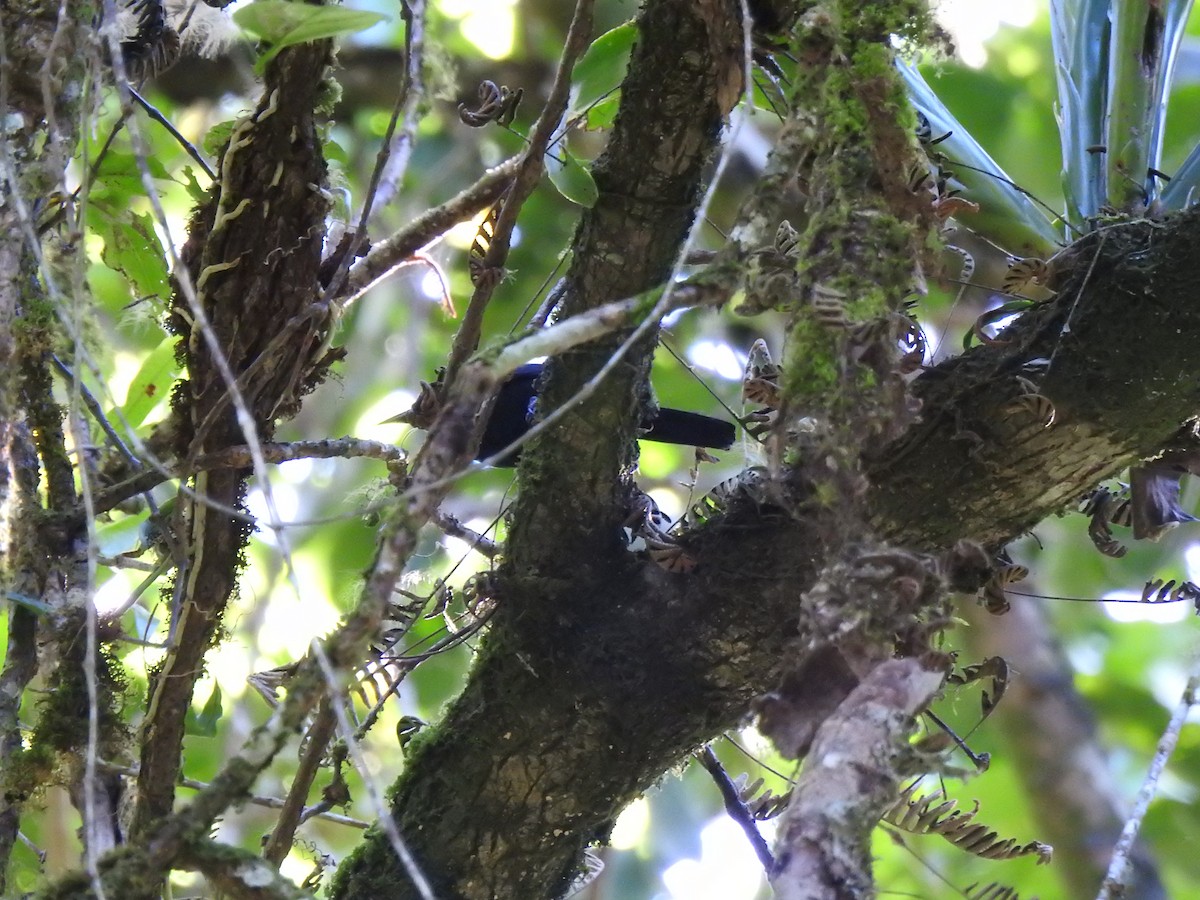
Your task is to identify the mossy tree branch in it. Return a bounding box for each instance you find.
[331,4,1200,900]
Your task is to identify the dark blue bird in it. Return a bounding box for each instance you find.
[479,362,736,466]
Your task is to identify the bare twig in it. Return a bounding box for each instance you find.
[128,86,215,180]
[1098,670,1200,900]
[338,155,521,306]
[433,510,500,559]
[695,745,775,872]
[322,0,427,301]
[312,641,436,900]
[97,760,369,828]
[443,0,597,385]
[262,702,338,867]
[89,437,404,517]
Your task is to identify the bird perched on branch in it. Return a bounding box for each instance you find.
[480,363,736,465]
[391,362,737,466]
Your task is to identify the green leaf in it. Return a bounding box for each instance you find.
[234,0,387,72]
[118,336,179,429]
[203,120,236,159]
[546,148,598,208]
[90,152,171,207]
[571,21,637,118]
[89,209,170,302]
[180,165,208,205]
[583,92,620,131]
[185,684,223,738]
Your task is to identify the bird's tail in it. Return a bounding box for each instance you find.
[642,408,736,450]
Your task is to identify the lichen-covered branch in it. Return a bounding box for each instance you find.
[770,658,945,899]
[331,4,1200,900]
[0,0,102,885]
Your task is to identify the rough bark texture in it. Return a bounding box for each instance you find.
[331,11,1200,900]
[7,0,1200,898]
[870,218,1200,548]
[129,39,335,856]
[332,1,751,897]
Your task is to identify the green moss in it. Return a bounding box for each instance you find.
[2,744,55,804]
[32,633,129,760]
[782,323,839,400]
[823,70,870,136]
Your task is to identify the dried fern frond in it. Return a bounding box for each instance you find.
[883,783,1052,865]
[1142,577,1200,606]
[965,881,1025,900]
[733,774,792,821]
[947,655,1010,719]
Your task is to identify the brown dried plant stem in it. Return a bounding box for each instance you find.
[443,0,597,385]
[262,701,338,867]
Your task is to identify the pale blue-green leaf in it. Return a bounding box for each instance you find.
[900,62,1063,258]
[1050,0,1109,224]
[1144,0,1195,196]
[1161,137,1200,208]
[546,148,599,208]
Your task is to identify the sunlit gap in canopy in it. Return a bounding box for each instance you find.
[686,339,745,382]
[933,0,1041,68]
[1098,541,1200,625]
[662,816,771,900]
[439,0,517,60]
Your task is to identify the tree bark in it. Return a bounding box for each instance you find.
[331,8,1200,900]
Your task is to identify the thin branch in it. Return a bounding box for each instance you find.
[180,838,309,900]
[1098,670,1200,900]
[65,329,502,895]
[89,437,404,518]
[262,702,338,867]
[50,355,140,467]
[433,510,499,559]
[312,641,435,900]
[338,154,521,306]
[128,86,215,180]
[97,760,369,829]
[322,0,427,301]
[443,0,597,385]
[695,745,775,872]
